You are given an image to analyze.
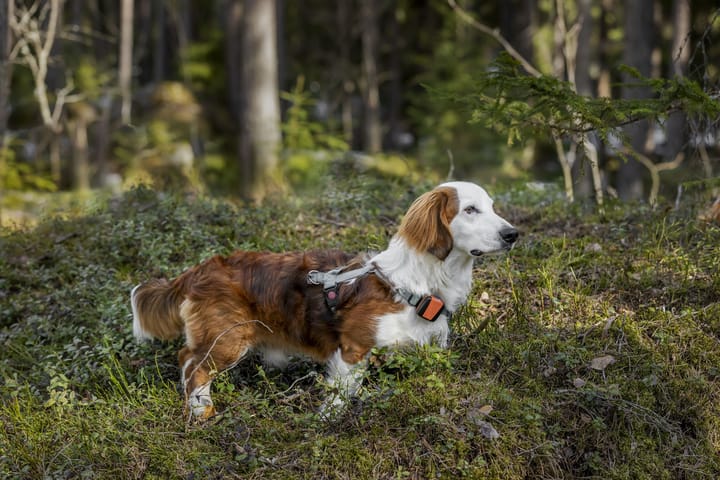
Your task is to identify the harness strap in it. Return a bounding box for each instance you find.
[307,264,376,312]
[307,264,453,321]
[307,264,375,290]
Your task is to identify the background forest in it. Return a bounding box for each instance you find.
[0,0,719,215]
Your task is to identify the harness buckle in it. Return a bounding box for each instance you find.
[324,285,340,311]
[307,270,322,285]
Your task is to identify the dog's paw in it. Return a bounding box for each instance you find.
[187,384,216,420]
[192,403,217,420]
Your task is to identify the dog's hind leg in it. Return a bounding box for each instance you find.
[179,338,251,419]
[179,301,257,419]
[179,346,216,419]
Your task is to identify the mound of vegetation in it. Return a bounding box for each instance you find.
[1,176,719,479]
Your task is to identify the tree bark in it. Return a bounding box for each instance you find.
[663,0,690,160]
[0,0,12,223]
[0,0,12,148]
[153,0,166,82]
[387,0,404,150]
[336,0,354,147]
[361,0,382,154]
[618,0,654,201]
[119,0,134,123]
[70,117,90,191]
[572,0,596,199]
[498,0,536,65]
[225,0,243,124]
[238,0,282,199]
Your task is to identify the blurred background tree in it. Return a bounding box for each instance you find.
[0,0,718,213]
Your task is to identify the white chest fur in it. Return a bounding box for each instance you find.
[375,307,450,349]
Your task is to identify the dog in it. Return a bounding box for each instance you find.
[131,181,518,419]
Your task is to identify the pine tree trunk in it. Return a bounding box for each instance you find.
[361,0,382,154]
[572,0,596,199]
[499,0,536,64]
[663,0,690,161]
[0,0,12,148]
[618,0,654,201]
[153,0,166,82]
[239,0,282,200]
[0,0,12,224]
[337,0,354,147]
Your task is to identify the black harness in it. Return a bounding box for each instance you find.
[307,264,453,322]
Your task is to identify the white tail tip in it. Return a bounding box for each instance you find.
[131,284,153,341]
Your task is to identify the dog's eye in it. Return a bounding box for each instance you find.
[464,206,480,215]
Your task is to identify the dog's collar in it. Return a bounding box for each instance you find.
[307,264,452,321]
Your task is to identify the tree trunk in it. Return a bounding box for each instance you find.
[387,0,404,150]
[361,0,382,154]
[225,0,243,123]
[663,0,690,160]
[572,0,596,199]
[618,0,654,201]
[71,117,90,191]
[336,0,354,147]
[597,0,612,98]
[153,0,166,83]
[94,94,112,187]
[0,0,12,224]
[0,0,12,148]
[238,0,282,200]
[119,0,134,123]
[499,0,536,64]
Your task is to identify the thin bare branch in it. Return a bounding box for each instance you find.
[625,148,685,207]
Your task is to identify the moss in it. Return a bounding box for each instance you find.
[1,177,720,478]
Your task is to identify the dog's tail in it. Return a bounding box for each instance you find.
[131,278,187,341]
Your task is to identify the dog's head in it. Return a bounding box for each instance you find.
[398,181,518,260]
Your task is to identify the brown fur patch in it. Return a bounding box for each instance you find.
[397,186,459,260]
[132,249,405,410]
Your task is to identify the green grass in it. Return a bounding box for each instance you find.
[1,176,719,479]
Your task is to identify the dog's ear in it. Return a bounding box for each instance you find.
[399,186,459,260]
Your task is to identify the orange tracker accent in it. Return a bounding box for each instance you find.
[416,295,445,322]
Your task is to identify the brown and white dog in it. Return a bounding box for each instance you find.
[131,181,518,419]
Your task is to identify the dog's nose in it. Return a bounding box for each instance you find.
[500,227,519,244]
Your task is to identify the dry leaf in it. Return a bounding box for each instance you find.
[590,355,616,371]
[478,404,494,416]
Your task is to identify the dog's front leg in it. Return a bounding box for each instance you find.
[319,348,368,419]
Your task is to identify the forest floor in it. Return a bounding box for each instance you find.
[1,175,719,479]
